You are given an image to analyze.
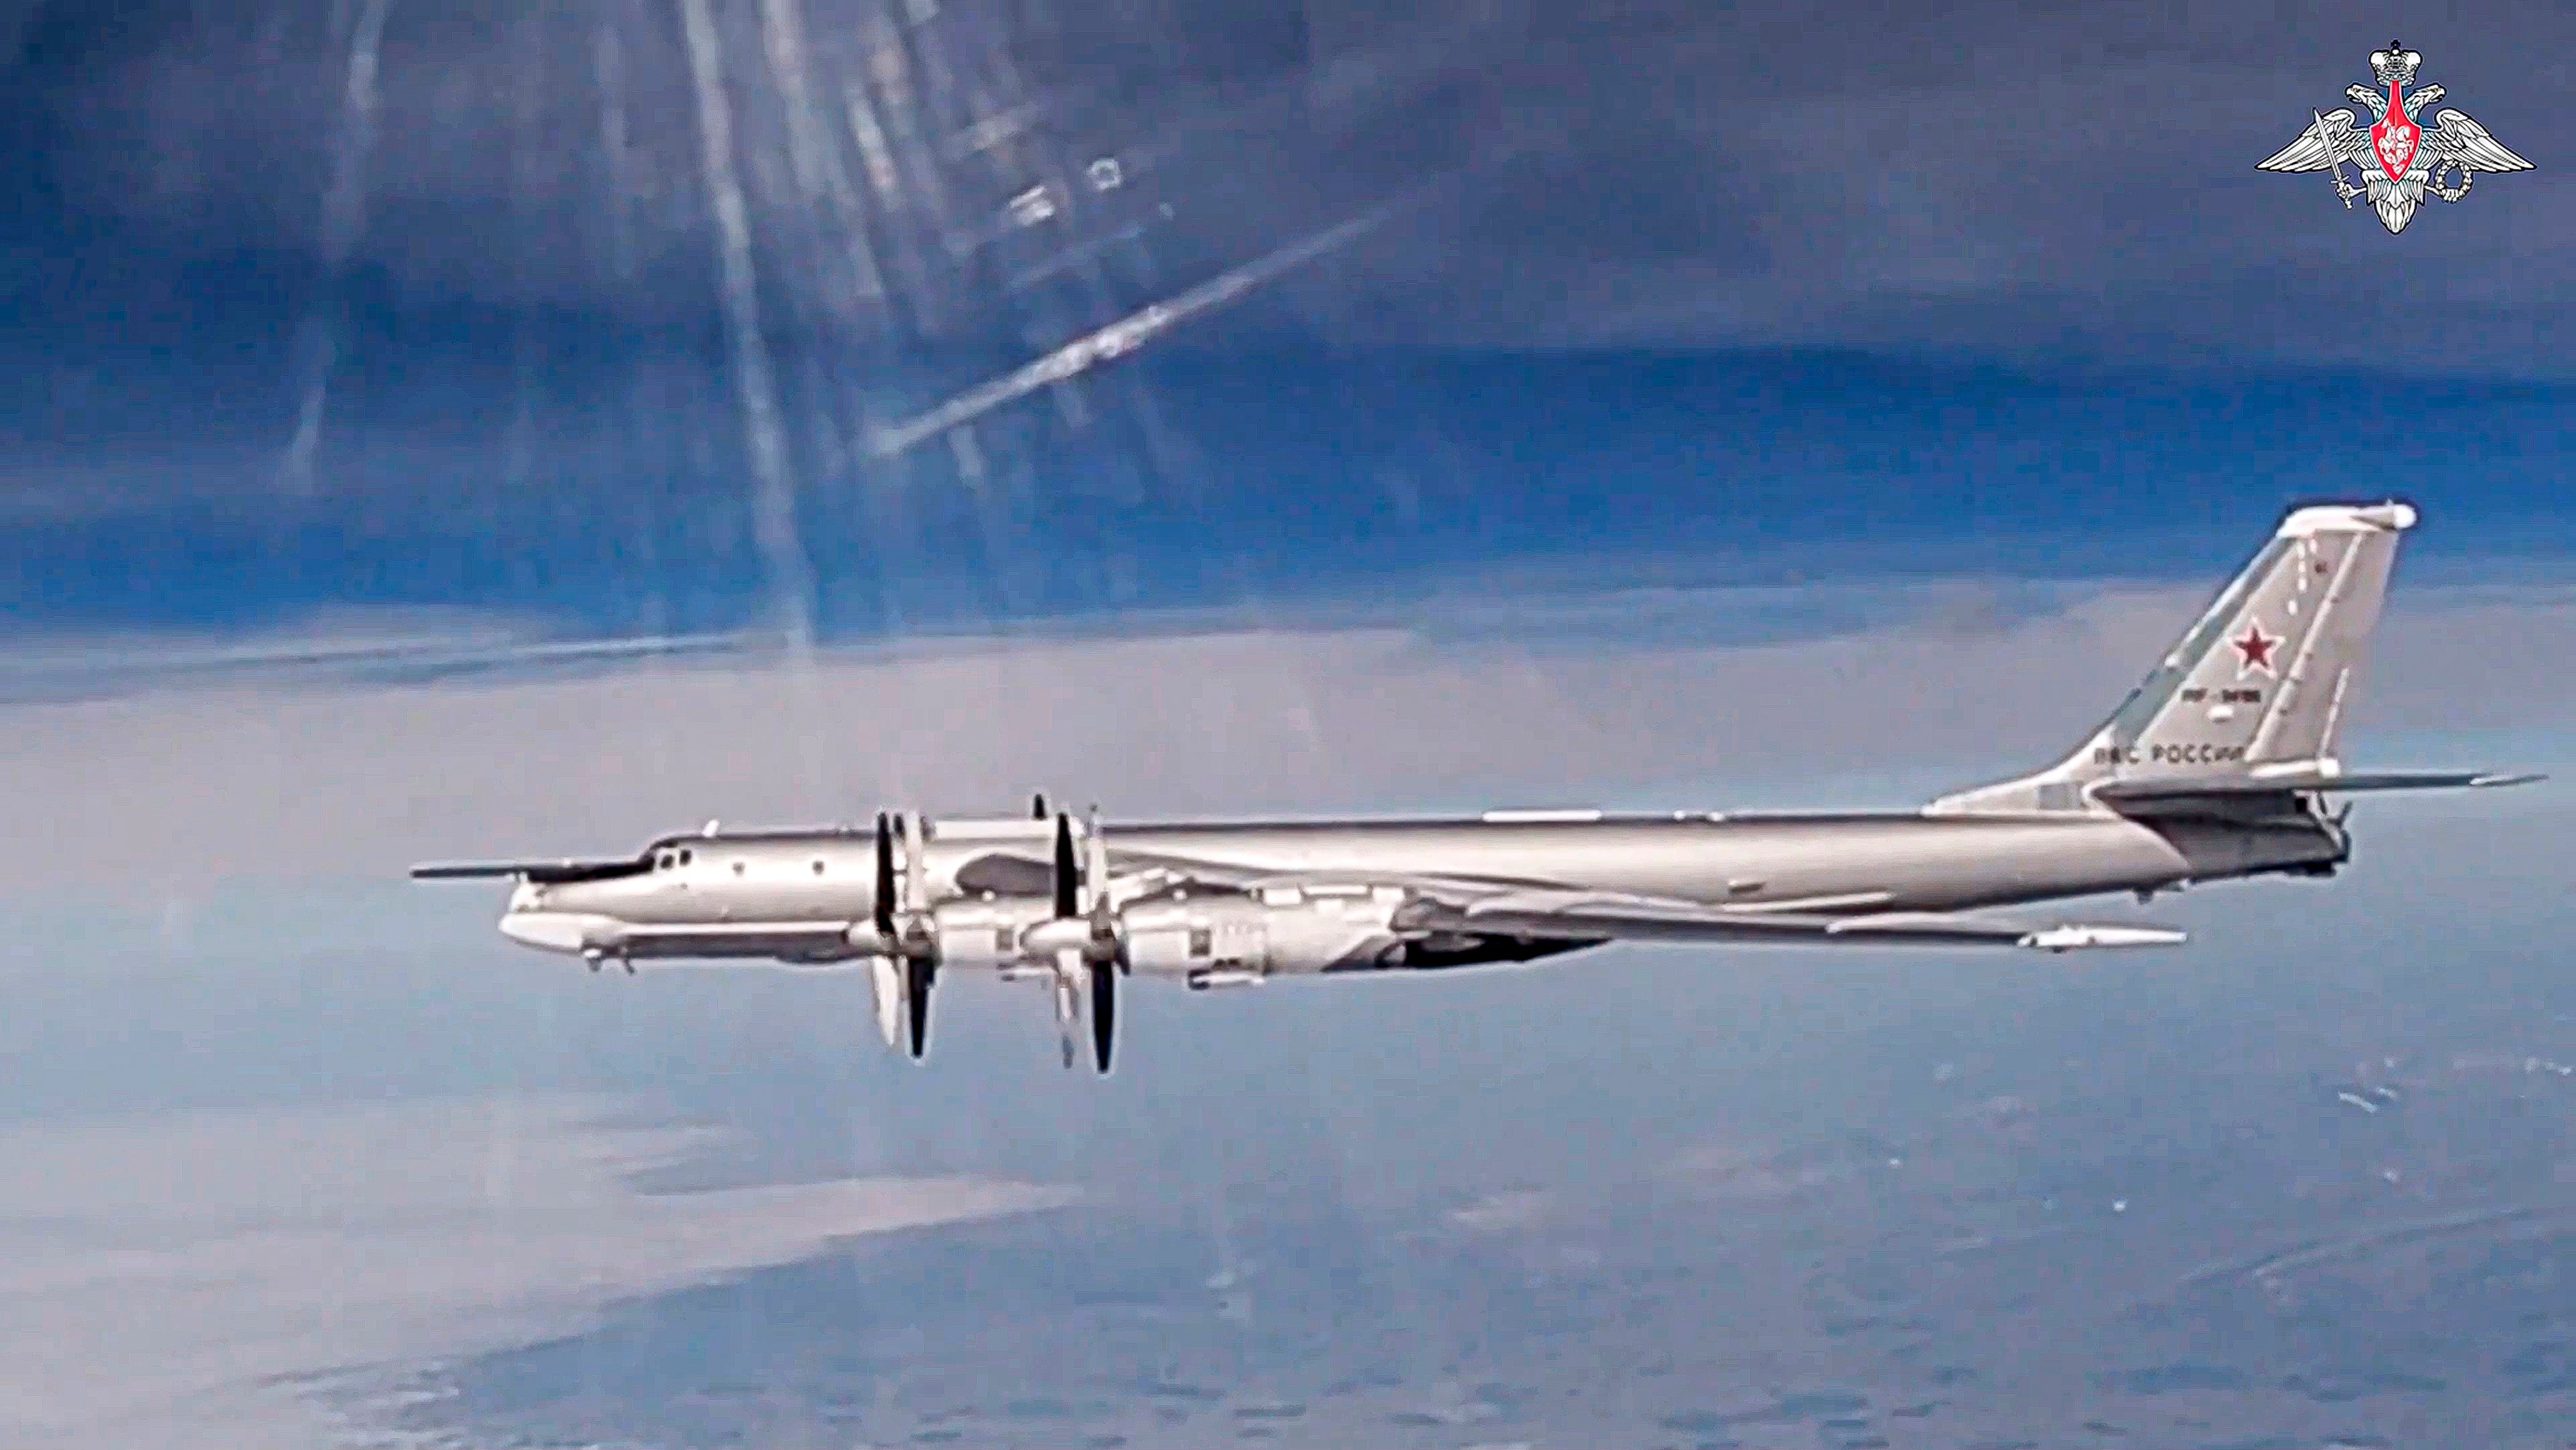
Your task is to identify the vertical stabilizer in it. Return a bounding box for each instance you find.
[1929,501,2418,815]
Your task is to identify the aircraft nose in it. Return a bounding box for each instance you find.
[498,910,597,955]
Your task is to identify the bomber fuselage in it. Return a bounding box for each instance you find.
[498,806,2346,969]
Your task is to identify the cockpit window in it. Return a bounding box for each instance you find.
[679,848,693,866]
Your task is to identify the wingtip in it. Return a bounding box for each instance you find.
[2471,771,2547,788]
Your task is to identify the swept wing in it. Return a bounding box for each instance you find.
[1106,848,2182,954]
[1414,887,2182,953]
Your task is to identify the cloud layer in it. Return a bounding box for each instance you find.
[3,573,2569,898]
[1,557,2567,1449]
[0,1096,1074,1449]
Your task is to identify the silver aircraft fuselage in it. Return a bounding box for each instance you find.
[496,806,2343,967]
[420,502,2535,1071]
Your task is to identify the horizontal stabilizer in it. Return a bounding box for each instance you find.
[411,856,647,883]
[2093,768,2543,804]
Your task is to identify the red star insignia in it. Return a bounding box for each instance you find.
[2230,622,2279,674]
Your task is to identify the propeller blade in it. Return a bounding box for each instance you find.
[1052,813,1079,919]
[1089,961,1116,1074]
[1082,810,1129,974]
[1053,947,1084,1071]
[872,813,896,938]
[1031,791,1049,820]
[1084,819,1111,918]
[904,957,933,1060]
[900,811,929,913]
[870,956,902,1049]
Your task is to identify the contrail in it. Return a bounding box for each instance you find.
[866,208,1388,460]
[675,0,819,654]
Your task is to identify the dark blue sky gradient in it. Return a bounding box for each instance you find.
[12,345,2573,640]
[7,0,2572,646]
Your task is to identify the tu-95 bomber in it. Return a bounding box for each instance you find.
[414,502,2539,1074]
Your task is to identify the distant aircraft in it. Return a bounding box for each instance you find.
[416,502,2537,1074]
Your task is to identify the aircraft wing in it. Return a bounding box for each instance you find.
[1107,850,2182,954]
[1412,888,2183,954]
[1090,848,1537,903]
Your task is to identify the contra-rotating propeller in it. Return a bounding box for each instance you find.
[1083,808,1121,1066]
[1025,810,1122,1074]
[873,810,936,1060]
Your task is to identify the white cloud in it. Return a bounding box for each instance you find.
[1447,1187,1554,1234]
[0,1096,1074,1449]
[0,577,2567,899]
[0,566,2567,1450]
[1655,1138,1853,1203]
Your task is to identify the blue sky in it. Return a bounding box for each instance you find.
[8,1,2573,647]
[16,348,2576,641]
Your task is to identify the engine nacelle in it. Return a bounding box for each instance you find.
[928,896,1057,969]
[1121,885,1403,979]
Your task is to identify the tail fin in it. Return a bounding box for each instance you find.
[1929,501,2418,815]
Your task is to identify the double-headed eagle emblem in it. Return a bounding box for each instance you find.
[2259,41,2531,234]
